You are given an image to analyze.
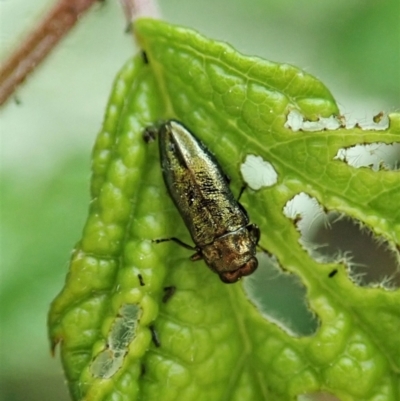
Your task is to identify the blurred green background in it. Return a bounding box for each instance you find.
[1,0,399,400]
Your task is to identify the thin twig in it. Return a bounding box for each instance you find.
[119,0,160,23]
[0,0,160,106]
[0,0,99,106]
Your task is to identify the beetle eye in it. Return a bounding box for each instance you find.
[248,224,260,243]
[240,257,258,277]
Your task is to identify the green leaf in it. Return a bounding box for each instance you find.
[48,18,400,401]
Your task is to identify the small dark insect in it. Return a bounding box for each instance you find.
[141,50,149,64]
[149,325,160,347]
[137,274,145,286]
[162,286,176,303]
[143,126,157,143]
[144,120,260,283]
[140,363,146,377]
[373,111,384,123]
[329,269,338,278]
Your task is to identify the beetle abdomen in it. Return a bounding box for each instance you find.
[159,120,248,246]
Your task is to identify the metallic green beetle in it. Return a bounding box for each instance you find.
[149,120,260,283]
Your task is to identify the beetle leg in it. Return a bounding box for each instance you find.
[153,237,196,251]
[237,184,248,201]
[190,251,203,261]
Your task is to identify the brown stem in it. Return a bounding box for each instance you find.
[0,0,99,106]
[119,0,160,23]
[0,0,161,106]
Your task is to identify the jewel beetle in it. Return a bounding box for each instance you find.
[145,120,260,283]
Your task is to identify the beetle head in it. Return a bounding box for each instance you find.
[219,256,258,283]
[201,225,260,283]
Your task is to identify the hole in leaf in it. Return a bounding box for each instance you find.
[285,109,343,131]
[298,392,342,401]
[90,349,124,379]
[343,110,390,130]
[285,109,390,132]
[284,193,400,289]
[243,253,319,336]
[109,304,141,352]
[240,154,278,190]
[334,142,400,171]
[90,304,141,378]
